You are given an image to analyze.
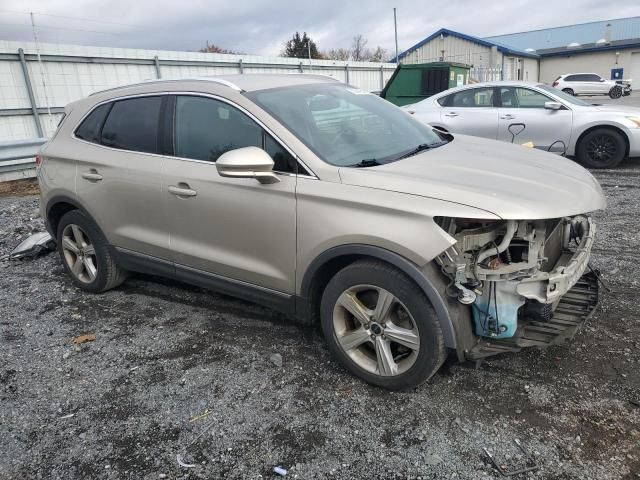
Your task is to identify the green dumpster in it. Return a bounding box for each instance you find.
[381,62,471,106]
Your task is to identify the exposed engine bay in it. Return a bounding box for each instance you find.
[435,215,595,339]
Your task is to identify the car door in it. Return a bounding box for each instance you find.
[439,87,498,139]
[74,95,171,260]
[567,74,587,95]
[497,86,573,153]
[163,94,297,294]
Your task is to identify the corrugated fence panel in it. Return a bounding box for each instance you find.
[0,40,395,143]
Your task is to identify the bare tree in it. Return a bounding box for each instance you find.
[199,41,243,54]
[369,46,388,62]
[325,48,351,61]
[351,34,369,61]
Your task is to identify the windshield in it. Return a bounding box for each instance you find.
[537,85,591,106]
[246,84,447,167]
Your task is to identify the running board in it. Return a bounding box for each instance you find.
[466,272,599,361]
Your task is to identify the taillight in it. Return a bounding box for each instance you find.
[35,154,42,167]
[552,81,558,87]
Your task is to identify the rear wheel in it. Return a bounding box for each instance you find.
[576,128,626,169]
[562,88,575,96]
[320,260,445,390]
[57,210,127,292]
[609,86,622,99]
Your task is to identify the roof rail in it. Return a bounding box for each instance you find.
[90,77,243,96]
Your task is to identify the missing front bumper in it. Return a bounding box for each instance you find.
[466,270,599,361]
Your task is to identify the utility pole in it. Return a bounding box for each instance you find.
[307,40,312,71]
[393,8,399,62]
[30,12,54,133]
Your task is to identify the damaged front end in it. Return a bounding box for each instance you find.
[435,215,599,359]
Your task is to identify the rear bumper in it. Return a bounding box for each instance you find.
[628,128,640,157]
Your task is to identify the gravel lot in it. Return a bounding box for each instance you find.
[1,162,639,480]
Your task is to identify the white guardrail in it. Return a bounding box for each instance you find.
[0,138,46,181]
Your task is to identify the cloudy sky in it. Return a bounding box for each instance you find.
[0,0,638,57]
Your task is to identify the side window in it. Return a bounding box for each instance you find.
[586,74,602,82]
[75,103,111,144]
[101,97,162,154]
[175,96,262,163]
[512,87,552,108]
[449,88,494,108]
[437,95,450,106]
[564,75,577,82]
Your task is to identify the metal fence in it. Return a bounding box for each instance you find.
[0,40,396,180]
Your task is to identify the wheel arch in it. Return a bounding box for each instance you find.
[46,195,106,240]
[575,124,630,159]
[297,244,457,349]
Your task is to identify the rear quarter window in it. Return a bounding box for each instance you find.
[437,95,450,106]
[74,103,112,143]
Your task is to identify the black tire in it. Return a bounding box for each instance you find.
[609,86,622,99]
[576,128,626,169]
[562,88,575,96]
[56,210,127,293]
[320,260,446,390]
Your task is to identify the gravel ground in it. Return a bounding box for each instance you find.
[1,163,639,480]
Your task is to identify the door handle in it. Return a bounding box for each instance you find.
[168,184,197,197]
[500,114,516,120]
[444,112,459,117]
[81,170,103,182]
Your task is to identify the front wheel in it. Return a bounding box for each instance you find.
[320,260,446,390]
[609,86,622,99]
[576,128,626,169]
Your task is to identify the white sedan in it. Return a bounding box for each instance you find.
[402,81,640,168]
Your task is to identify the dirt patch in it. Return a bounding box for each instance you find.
[0,178,39,197]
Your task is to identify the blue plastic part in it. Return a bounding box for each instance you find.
[472,281,525,339]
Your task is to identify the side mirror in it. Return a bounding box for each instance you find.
[544,101,563,110]
[599,78,606,82]
[216,147,280,184]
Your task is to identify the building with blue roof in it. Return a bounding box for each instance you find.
[395,17,640,85]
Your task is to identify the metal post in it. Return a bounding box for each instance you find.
[299,61,303,73]
[153,56,161,79]
[345,64,350,84]
[18,48,44,138]
[380,65,384,90]
[238,58,244,74]
[393,8,399,63]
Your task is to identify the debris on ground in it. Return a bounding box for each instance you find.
[8,231,55,260]
[176,454,196,468]
[269,353,283,367]
[273,466,287,476]
[72,334,96,345]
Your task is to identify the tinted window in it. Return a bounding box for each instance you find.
[585,74,602,82]
[101,97,162,154]
[437,95,450,106]
[264,134,296,173]
[500,87,553,108]
[175,96,262,163]
[564,75,578,82]
[75,103,111,143]
[449,88,494,107]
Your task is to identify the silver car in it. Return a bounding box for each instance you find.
[38,74,605,390]
[403,81,640,168]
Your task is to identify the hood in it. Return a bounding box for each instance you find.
[588,105,640,115]
[338,134,606,220]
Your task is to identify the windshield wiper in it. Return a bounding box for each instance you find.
[394,143,439,161]
[348,159,382,168]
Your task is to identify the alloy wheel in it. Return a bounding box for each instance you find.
[585,134,617,166]
[61,224,98,283]
[332,285,420,376]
